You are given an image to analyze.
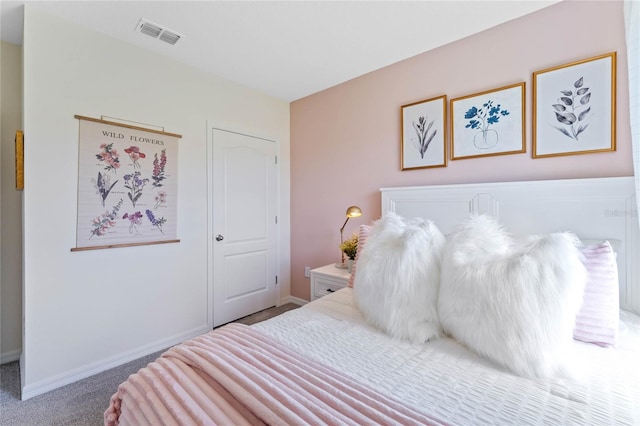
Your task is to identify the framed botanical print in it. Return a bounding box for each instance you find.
[533,52,616,158]
[450,82,525,160]
[401,95,447,170]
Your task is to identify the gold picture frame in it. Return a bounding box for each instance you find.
[400,94,447,170]
[533,52,616,158]
[450,82,526,160]
[15,130,24,190]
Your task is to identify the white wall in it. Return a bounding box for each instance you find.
[0,41,23,364]
[21,6,290,398]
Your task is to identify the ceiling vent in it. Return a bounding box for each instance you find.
[136,18,182,45]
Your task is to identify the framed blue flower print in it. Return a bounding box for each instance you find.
[401,95,447,170]
[533,52,616,158]
[450,82,525,160]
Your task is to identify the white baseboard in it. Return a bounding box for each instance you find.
[21,324,209,400]
[0,349,21,365]
[279,295,307,306]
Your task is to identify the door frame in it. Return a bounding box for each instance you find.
[206,124,281,329]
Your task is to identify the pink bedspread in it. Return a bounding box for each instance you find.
[104,323,446,425]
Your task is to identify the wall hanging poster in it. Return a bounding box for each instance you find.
[72,115,181,251]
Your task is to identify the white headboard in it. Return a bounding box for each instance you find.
[381,177,639,313]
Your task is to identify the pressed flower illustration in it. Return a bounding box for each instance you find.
[154,191,167,209]
[552,76,591,140]
[464,100,510,149]
[123,171,149,208]
[146,209,167,234]
[412,116,437,159]
[96,143,120,172]
[122,211,143,234]
[151,149,167,187]
[124,146,146,169]
[92,172,118,207]
[89,199,123,239]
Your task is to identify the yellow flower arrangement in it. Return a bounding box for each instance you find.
[340,232,359,260]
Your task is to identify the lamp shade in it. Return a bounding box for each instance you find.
[345,206,362,218]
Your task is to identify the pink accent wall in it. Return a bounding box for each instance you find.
[290,0,632,300]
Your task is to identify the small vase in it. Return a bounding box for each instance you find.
[473,129,498,149]
[347,258,354,273]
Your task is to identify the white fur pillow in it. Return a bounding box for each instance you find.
[438,215,587,378]
[354,212,445,344]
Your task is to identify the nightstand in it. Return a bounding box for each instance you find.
[310,264,351,301]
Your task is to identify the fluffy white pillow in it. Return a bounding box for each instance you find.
[438,215,587,378]
[354,212,445,344]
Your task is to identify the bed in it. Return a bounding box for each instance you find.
[105,177,640,425]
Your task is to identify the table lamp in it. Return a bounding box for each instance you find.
[335,205,362,268]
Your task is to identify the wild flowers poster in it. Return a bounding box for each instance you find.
[401,95,447,170]
[450,82,525,160]
[533,52,616,158]
[73,116,180,250]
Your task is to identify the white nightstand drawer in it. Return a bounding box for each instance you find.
[314,279,344,299]
[310,264,350,301]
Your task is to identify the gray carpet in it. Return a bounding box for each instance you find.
[0,303,299,426]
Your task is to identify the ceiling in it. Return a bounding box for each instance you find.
[0,1,559,101]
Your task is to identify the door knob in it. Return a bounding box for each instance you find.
[215,234,224,241]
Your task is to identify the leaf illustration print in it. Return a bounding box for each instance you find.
[412,116,437,159]
[552,76,591,140]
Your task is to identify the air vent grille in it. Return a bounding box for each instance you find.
[136,18,183,46]
[139,22,163,38]
[159,31,181,45]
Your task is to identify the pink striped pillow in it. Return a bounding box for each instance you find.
[574,241,619,347]
[347,225,371,288]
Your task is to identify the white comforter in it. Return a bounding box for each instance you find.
[254,288,640,426]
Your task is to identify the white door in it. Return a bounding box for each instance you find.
[211,128,278,327]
